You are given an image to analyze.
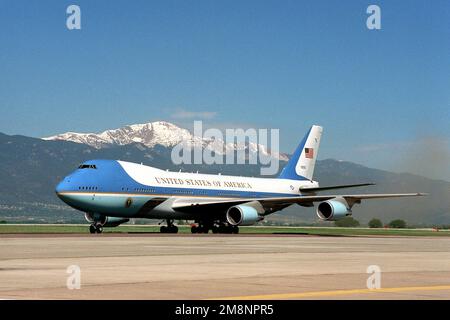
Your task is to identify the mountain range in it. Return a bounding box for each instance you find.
[44,121,289,161]
[1,121,449,225]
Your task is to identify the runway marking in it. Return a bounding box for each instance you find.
[209,285,450,300]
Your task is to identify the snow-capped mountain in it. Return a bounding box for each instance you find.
[44,122,192,149]
[43,121,289,161]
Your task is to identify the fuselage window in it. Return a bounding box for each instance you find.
[78,164,97,169]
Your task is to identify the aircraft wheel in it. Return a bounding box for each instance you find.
[212,226,219,234]
[89,225,96,234]
[232,226,239,234]
[191,226,198,234]
[201,226,209,234]
[195,226,207,234]
[96,225,103,234]
[160,226,168,233]
[170,226,179,234]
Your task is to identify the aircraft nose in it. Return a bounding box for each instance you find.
[55,180,64,195]
[55,178,70,196]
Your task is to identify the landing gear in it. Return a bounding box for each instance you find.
[160,225,178,233]
[160,219,178,233]
[89,224,103,234]
[191,224,209,234]
[192,222,239,234]
[214,225,238,234]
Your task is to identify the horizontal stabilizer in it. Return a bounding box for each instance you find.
[300,183,375,193]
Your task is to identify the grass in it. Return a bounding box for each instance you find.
[0,224,449,237]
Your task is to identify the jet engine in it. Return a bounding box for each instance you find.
[316,198,352,221]
[84,212,129,227]
[226,205,263,226]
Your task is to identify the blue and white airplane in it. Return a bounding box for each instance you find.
[55,125,425,234]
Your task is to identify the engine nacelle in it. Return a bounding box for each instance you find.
[84,213,129,227]
[316,199,352,221]
[226,205,263,226]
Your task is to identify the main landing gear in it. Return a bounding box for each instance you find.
[160,219,179,233]
[89,224,103,234]
[191,222,239,234]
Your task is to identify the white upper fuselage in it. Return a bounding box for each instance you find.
[119,160,318,198]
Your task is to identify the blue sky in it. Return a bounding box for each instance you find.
[0,1,449,179]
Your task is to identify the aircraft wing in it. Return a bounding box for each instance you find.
[172,193,427,213]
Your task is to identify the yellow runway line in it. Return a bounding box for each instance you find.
[208,285,450,300]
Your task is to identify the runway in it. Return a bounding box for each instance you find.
[1,234,450,299]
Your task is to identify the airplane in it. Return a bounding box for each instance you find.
[55,125,426,234]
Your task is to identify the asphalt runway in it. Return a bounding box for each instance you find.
[1,234,450,300]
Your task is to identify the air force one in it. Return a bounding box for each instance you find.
[55,125,425,234]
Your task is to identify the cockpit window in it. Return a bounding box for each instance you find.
[78,164,97,169]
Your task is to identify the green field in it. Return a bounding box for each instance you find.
[0,224,449,237]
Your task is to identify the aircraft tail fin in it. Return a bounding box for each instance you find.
[278,125,323,181]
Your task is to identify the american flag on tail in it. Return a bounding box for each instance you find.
[305,147,314,159]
